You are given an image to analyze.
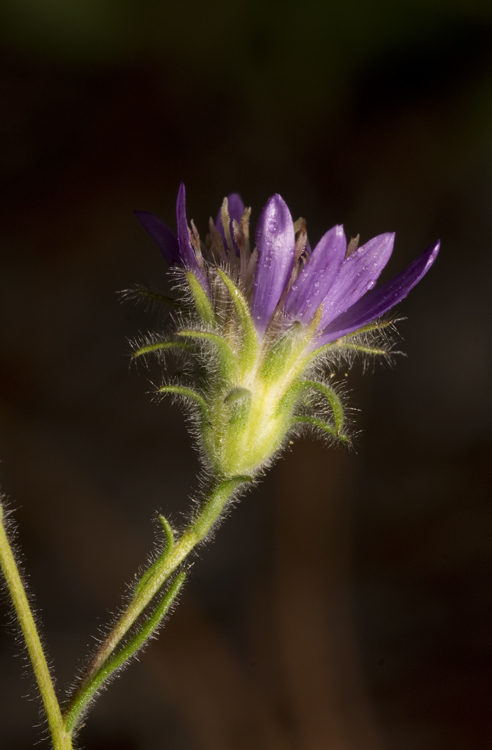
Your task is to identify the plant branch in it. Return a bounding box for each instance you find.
[64,475,250,734]
[0,504,72,750]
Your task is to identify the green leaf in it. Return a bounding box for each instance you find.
[224,386,252,405]
[216,269,258,375]
[302,318,393,365]
[291,415,350,443]
[299,380,345,434]
[133,289,180,307]
[277,378,345,435]
[178,330,236,381]
[259,329,297,382]
[132,341,192,359]
[344,319,393,336]
[339,343,388,356]
[158,385,210,421]
[157,514,175,551]
[64,572,186,733]
[186,271,216,327]
[133,515,175,598]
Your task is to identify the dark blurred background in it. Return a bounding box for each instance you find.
[0,1,491,748]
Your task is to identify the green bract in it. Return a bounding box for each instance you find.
[139,268,349,480]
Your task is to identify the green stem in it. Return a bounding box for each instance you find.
[64,475,250,733]
[0,505,72,750]
[64,571,187,733]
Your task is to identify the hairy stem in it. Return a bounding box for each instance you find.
[64,571,186,733]
[0,505,72,750]
[64,475,250,733]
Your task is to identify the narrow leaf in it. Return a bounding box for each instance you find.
[216,269,258,375]
[224,386,252,405]
[292,415,350,443]
[178,330,236,381]
[64,572,186,732]
[132,341,192,359]
[158,385,210,421]
[133,515,175,598]
[186,271,216,327]
[298,380,345,434]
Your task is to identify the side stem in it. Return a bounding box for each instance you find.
[64,475,249,733]
[0,504,71,750]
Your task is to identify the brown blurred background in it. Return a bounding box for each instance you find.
[0,1,491,748]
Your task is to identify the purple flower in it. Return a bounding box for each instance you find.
[135,184,439,348]
[134,184,440,471]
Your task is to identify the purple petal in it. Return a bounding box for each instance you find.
[251,194,296,336]
[318,232,395,330]
[315,240,440,346]
[215,192,245,256]
[176,183,210,294]
[176,183,199,268]
[284,224,346,324]
[134,210,181,266]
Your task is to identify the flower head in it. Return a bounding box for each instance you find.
[135,184,439,479]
